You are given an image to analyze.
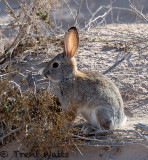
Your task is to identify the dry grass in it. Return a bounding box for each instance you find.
[0,0,62,66]
[0,1,76,153]
[0,73,78,154]
[1,73,147,153]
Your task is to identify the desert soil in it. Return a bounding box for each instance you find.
[0,24,148,160]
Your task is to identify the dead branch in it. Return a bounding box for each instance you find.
[86,0,92,16]
[0,126,22,144]
[74,144,83,156]
[94,129,147,139]
[129,0,148,22]
[135,123,148,132]
[74,0,83,26]
[113,77,148,95]
[72,128,148,147]
[3,0,18,20]
[103,51,132,74]
[64,0,75,20]
[85,5,112,29]
[105,147,116,160]
[0,23,30,65]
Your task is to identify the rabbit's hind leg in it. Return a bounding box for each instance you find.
[96,105,121,130]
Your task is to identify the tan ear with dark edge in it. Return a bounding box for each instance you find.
[64,27,79,58]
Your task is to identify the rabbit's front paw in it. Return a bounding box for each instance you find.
[81,125,98,133]
[73,122,100,133]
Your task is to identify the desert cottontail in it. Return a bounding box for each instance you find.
[43,27,127,130]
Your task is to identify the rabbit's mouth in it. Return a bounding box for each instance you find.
[43,69,50,78]
[43,69,61,83]
[45,74,60,83]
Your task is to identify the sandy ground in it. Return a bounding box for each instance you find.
[0,140,148,160]
[0,24,148,159]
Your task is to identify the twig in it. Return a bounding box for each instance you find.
[0,73,8,78]
[72,128,148,148]
[74,128,147,140]
[102,129,146,139]
[86,6,112,29]
[129,0,148,22]
[135,123,148,132]
[74,144,83,156]
[9,80,22,97]
[0,24,29,65]
[103,51,132,74]
[86,0,92,16]
[74,0,83,26]
[75,143,123,147]
[64,0,75,20]
[3,0,18,20]
[112,77,148,95]
[105,147,116,160]
[0,126,22,144]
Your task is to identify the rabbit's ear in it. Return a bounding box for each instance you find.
[64,27,79,58]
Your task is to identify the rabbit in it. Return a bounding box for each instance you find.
[43,27,127,130]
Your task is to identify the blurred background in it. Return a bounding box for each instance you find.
[0,0,148,29]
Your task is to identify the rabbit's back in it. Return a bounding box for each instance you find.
[56,70,126,129]
[59,70,123,109]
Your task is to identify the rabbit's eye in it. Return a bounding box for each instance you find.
[52,62,59,68]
